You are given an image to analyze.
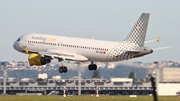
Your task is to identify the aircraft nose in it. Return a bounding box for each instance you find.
[13,41,17,49]
[13,41,19,50]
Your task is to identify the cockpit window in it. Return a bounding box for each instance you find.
[17,38,20,42]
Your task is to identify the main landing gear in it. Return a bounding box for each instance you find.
[58,59,68,73]
[88,62,97,71]
[59,66,68,73]
[58,60,97,73]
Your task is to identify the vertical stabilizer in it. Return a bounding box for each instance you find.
[124,13,150,46]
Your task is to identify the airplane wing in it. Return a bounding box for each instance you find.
[145,37,160,43]
[38,49,89,62]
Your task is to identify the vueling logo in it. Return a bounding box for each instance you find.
[31,36,56,42]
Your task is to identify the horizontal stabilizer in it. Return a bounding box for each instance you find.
[145,37,160,43]
[153,46,172,51]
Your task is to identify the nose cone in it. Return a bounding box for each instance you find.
[13,41,20,51]
[13,41,17,50]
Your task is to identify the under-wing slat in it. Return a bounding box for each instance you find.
[39,49,88,62]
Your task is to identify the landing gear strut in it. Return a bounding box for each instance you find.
[88,62,97,71]
[58,59,68,73]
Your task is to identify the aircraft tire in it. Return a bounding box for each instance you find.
[88,65,93,71]
[63,66,68,73]
[59,67,63,73]
[92,64,97,70]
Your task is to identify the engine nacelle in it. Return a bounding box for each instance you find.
[28,53,51,66]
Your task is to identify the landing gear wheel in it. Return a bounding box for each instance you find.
[92,64,97,70]
[88,64,97,70]
[63,66,68,73]
[88,65,93,71]
[59,66,68,73]
[59,67,63,73]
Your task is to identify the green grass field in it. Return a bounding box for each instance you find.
[0,95,180,101]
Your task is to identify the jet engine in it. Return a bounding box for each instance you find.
[28,53,51,66]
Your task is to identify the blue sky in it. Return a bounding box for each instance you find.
[0,0,179,63]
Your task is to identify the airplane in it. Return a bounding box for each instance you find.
[13,13,160,73]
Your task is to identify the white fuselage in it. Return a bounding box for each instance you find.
[28,33,116,62]
[13,33,152,62]
[13,13,153,69]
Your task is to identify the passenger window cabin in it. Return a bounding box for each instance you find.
[27,42,108,51]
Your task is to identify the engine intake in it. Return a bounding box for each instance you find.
[41,57,51,65]
[28,53,51,66]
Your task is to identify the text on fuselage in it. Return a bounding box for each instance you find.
[31,36,56,42]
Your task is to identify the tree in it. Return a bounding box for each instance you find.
[92,70,100,78]
[129,72,136,82]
